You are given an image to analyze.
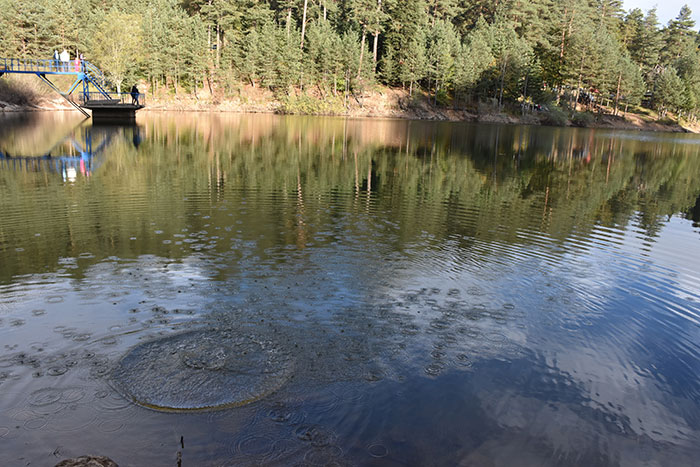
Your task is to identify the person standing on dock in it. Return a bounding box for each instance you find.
[74,55,80,72]
[59,49,70,71]
[53,50,59,71]
[130,85,139,105]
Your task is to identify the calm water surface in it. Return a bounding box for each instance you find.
[0,112,699,466]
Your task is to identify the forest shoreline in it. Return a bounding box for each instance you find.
[1,88,697,134]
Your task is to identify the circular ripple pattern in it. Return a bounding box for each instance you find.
[112,330,292,411]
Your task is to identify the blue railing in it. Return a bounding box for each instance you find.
[84,61,106,83]
[1,57,145,110]
[78,92,146,106]
[0,57,90,74]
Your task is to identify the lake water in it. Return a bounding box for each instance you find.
[1,112,699,466]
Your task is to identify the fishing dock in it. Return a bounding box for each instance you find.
[0,57,144,121]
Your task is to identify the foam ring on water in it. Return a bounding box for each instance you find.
[60,388,87,404]
[112,329,293,411]
[266,405,305,425]
[424,362,445,377]
[93,392,133,412]
[294,424,338,447]
[28,388,62,406]
[234,434,277,457]
[0,358,14,369]
[368,443,389,458]
[47,366,68,376]
[24,416,49,430]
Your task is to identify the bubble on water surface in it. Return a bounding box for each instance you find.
[47,366,68,376]
[368,443,389,458]
[293,424,338,447]
[424,362,446,377]
[112,330,293,411]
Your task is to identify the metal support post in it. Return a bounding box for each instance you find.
[37,74,90,118]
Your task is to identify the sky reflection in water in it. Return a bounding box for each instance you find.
[0,112,699,466]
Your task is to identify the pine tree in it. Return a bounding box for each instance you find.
[383,0,429,91]
[487,11,533,110]
[453,20,493,107]
[653,66,684,117]
[620,8,642,49]
[627,8,662,86]
[674,42,700,118]
[595,0,624,39]
[660,5,696,65]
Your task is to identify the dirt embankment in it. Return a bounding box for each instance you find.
[0,76,76,112]
[591,112,699,133]
[2,79,696,133]
[143,87,699,133]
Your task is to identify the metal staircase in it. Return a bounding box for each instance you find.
[0,57,144,119]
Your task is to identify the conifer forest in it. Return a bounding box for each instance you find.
[1,0,699,120]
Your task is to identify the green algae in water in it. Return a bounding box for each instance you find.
[112,330,293,411]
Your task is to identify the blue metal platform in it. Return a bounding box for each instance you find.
[0,57,144,119]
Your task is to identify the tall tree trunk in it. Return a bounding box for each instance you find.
[300,0,308,49]
[357,26,366,78]
[344,74,349,108]
[373,0,381,68]
[558,8,568,60]
[286,8,292,37]
[373,31,379,68]
[557,7,574,102]
[614,72,622,116]
[216,23,221,69]
[498,59,507,111]
[207,1,214,89]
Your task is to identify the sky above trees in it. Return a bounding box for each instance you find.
[623,1,699,25]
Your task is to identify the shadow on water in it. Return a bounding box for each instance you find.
[0,114,699,466]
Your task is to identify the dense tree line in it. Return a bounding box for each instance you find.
[1,0,699,120]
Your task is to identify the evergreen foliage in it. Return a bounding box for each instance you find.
[0,0,699,120]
